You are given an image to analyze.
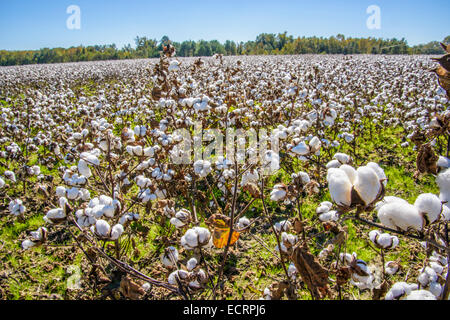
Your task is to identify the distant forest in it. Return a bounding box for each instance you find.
[1,33,449,66]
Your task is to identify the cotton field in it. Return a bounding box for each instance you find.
[0,53,449,300]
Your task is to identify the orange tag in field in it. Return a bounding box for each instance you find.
[208,216,240,249]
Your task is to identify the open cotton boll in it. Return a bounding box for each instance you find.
[77,159,92,178]
[168,270,189,285]
[93,219,111,237]
[353,166,382,206]
[385,261,400,275]
[321,201,333,210]
[161,246,179,268]
[181,230,197,249]
[385,282,418,300]
[414,193,442,224]
[186,258,198,271]
[270,184,287,201]
[319,210,339,222]
[418,267,438,287]
[377,201,424,231]
[22,239,36,250]
[441,205,450,221]
[194,160,212,178]
[0,177,5,188]
[437,168,450,193]
[404,290,436,300]
[45,208,66,221]
[326,160,341,169]
[316,204,331,214]
[237,217,250,229]
[274,220,291,233]
[291,141,310,156]
[437,156,450,170]
[9,199,26,216]
[334,153,351,164]
[66,187,80,200]
[4,170,16,183]
[327,168,352,207]
[309,136,321,152]
[55,186,66,197]
[428,282,443,297]
[168,60,181,72]
[80,152,100,166]
[429,261,445,275]
[110,224,124,240]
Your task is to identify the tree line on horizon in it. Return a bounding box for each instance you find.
[1,33,449,66]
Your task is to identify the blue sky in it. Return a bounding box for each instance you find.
[0,0,449,50]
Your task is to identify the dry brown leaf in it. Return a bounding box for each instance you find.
[416,144,438,175]
[242,182,261,198]
[291,245,330,300]
[120,275,146,300]
[267,281,289,300]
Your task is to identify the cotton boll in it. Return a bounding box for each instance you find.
[418,267,438,287]
[161,246,179,268]
[437,156,450,169]
[291,141,310,156]
[4,170,16,183]
[288,263,298,279]
[414,193,442,224]
[309,136,321,153]
[274,220,291,233]
[9,199,26,216]
[186,258,198,271]
[385,261,400,275]
[326,160,341,169]
[321,201,333,210]
[369,230,381,244]
[354,166,381,206]
[195,227,211,245]
[428,282,443,297]
[405,290,436,300]
[110,224,124,240]
[270,184,287,201]
[182,228,199,249]
[66,187,80,200]
[55,186,66,197]
[437,168,450,194]
[168,270,189,285]
[237,217,250,229]
[0,177,5,188]
[429,261,445,275]
[46,208,66,220]
[316,204,331,214]
[94,219,111,237]
[327,168,352,207]
[385,282,418,300]
[22,239,36,250]
[377,201,424,231]
[319,210,339,222]
[334,153,351,164]
[78,159,92,178]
